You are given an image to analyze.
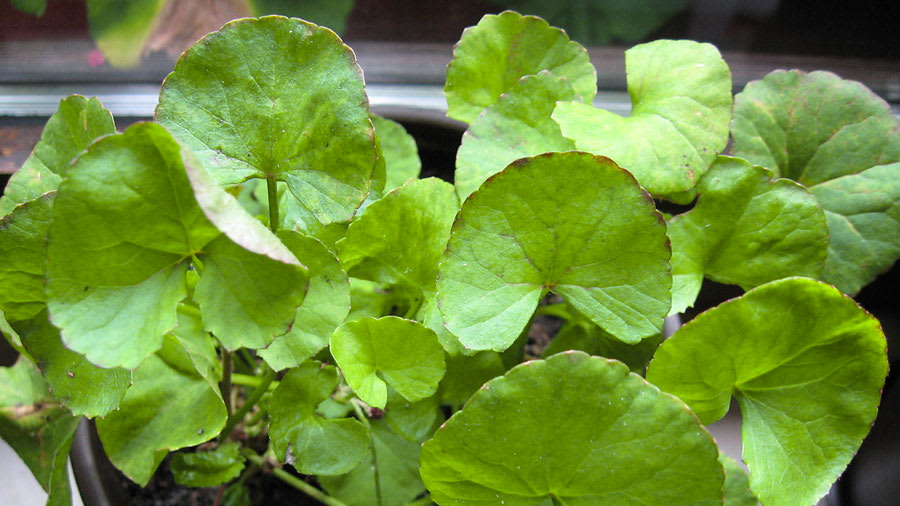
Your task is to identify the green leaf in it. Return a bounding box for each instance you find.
[340,178,458,297]
[248,0,355,35]
[445,10,596,124]
[0,357,80,506]
[540,303,662,372]
[0,192,54,321]
[345,278,398,322]
[382,387,441,443]
[331,317,445,408]
[223,483,251,506]
[86,0,166,68]
[259,231,350,370]
[720,454,758,506]
[46,122,219,369]
[170,442,246,487]
[269,360,369,475]
[171,304,222,386]
[438,351,507,410]
[438,152,671,351]
[0,96,114,216]
[646,278,888,506]
[319,420,425,506]
[15,312,131,418]
[156,16,381,230]
[96,335,227,485]
[667,156,828,313]
[11,0,47,16]
[455,71,577,200]
[0,309,29,358]
[553,39,732,198]
[486,0,689,45]
[420,351,724,506]
[372,115,421,191]
[731,70,900,294]
[195,234,308,350]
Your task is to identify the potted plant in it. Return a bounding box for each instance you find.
[1,10,896,506]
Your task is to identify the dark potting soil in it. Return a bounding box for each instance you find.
[117,455,320,506]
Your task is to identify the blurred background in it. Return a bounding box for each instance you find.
[1,1,898,505]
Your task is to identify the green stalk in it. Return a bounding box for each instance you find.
[220,368,277,441]
[231,373,279,389]
[267,177,280,233]
[242,450,349,506]
[351,401,382,506]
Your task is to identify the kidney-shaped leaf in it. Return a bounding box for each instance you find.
[96,334,227,486]
[46,123,220,369]
[170,442,246,488]
[455,71,577,201]
[647,277,888,506]
[668,156,828,313]
[420,351,724,506]
[438,152,671,352]
[731,70,900,294]
[156,16,380,228]
[445,10,596,124]
[269,361,369,475]
[330,317,445,409]
[553,39,732,199]
[258,231,350,371]
[0,95,114,216]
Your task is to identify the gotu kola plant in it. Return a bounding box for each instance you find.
[0,10,896,506]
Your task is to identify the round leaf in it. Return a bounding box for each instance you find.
[731,70,900,294]
[668,156,829,313]
[96,335,227,485]
[445,10,596,124]
[438,152,671,352]
[455,71,577,200]
[553,39,732,198]
[420,351,724,506]
[0,95,114,216]
[259,231,350,371]
[372,115,421,191]
[269,361,369,475]
[156,16,380,228]
[647,277,888,506]
[46,123,221,369]
[330,317,446,409]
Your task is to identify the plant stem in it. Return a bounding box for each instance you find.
[221,350,233,417]
[231,373,270,388]
[242,450,349,506]
[220,367,277,441]
[351,401,382,506]
[266,177,280,233]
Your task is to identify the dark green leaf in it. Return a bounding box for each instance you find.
[0,192,54,321]
[86,0,166,68]
[445,10,596,124]
[319,420,425,506]
[170,442,246,487]
[720,454,758,506]
[455,71,577,200]
[0,357,80,506]
[667,156,828,313]
[156,16,381,230]
[647,278,888,506]
[269,361,369,475]
[553,39,732,198]
[16,312,131,418]
[259,231,350,370]
[438,152,671,351]
[420,351,724,506]
[0,96,114,216]
[331,317,445,408]
[170,304,222,386]
[45,123,220,369]
[96,335,227,485]
[437,351,507,410]
[372,115,421,191]
[382,387,441,443]
[731,70,900,294]
[0,310,29,358]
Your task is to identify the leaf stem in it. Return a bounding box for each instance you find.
[242,450,349,506]
[220,368,277,441]
[231,373,278,388]
[267,177,280,233]
[221,350,233,417]
[351,401,382,506]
